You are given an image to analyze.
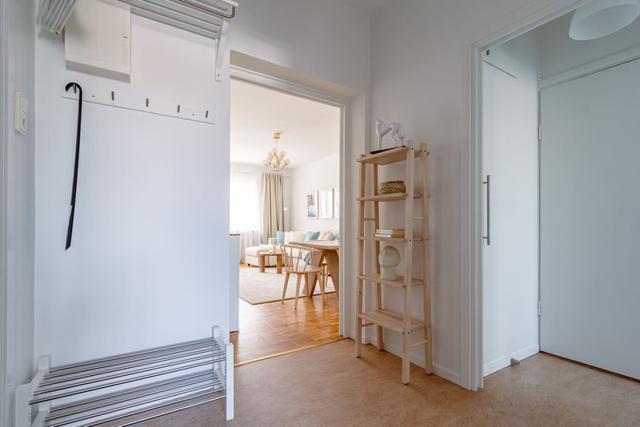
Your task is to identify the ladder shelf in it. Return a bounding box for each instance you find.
[355,140,433,384]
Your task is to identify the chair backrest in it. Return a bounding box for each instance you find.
[281,244,308,273]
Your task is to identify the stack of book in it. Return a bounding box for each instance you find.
[374,228,405,239]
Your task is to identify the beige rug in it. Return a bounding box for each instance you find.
[239,266,335,305]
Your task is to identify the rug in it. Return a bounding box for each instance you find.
[239,266,335,305]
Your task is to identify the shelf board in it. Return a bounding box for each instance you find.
[358,236,425,242]
[357,146,426,166]
[358,273,424,288]
[357,309,425,334]
[357,193,422,202]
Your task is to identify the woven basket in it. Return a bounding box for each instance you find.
[377,180,406,195]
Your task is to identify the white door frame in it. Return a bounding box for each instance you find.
[229,61,353,338]
[0,0,9,422]
[465,0,590,390]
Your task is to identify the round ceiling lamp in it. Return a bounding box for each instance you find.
[569,0,640,40]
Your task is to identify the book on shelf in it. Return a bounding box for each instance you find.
[374,229,405,238]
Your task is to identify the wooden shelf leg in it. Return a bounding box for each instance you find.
[356,162,366,358]
[372,163,384,351]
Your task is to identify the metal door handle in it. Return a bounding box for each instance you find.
[483,175,491,246]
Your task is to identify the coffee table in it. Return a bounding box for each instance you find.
[258,251,283,273]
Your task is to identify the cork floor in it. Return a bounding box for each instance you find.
[230,292,340,364]
[139,339,640,426]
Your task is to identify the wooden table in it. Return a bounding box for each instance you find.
[259,251,283,273]
[289,240,339,299]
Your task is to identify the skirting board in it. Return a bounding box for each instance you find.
[364,336,461,386]
[483,345,539,377]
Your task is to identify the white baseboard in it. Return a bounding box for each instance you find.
[483,344,539,377]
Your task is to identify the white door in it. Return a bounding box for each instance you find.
[482,51,539,376]
[540,58,640,379]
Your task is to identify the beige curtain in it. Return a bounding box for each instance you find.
[261,173,284,243]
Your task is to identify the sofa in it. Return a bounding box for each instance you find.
[245,230,337,268]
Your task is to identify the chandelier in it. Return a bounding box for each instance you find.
[263,131,290,172]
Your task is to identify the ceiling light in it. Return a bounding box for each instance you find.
[569,0,640,40]
[263,131,289,173]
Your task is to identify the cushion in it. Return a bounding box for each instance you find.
[304,231,320,241]
[318,231,334,241]
[284,231,306,244]
[332,233,340,241]
[276,231,285,245]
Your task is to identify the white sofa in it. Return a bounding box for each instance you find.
[245,231,336,268]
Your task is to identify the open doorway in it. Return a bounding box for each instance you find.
[229,78,343,365]
[480,2,640,382]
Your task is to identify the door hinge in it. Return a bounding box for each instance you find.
[537,301,542,316]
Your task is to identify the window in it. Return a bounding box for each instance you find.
[230,172,261,232]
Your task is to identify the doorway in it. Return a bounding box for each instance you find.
[479,3,640,382]
[228,73,346,365]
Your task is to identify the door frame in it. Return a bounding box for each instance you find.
[0,0,9,422]
[229,58,353,338]
[465,0,591,390]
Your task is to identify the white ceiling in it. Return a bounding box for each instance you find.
[230,79,341,168]
[343,0,391,15]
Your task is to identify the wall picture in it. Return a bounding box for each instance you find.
[307,192,318,219]
[318,189,333,219]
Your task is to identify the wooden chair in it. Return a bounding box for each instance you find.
[281,244,326,309]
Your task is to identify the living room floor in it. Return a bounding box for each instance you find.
[137,340,640,426]
[230,292,340,364]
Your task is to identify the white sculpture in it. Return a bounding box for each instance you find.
[379,245,401,280]
[376,119,406,150]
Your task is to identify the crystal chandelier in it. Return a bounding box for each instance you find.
[263,131,290,172]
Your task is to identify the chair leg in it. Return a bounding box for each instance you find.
[294,274,302,310]
[281,272,290,303]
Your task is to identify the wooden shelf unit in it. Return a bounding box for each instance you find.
[355,141,433,384]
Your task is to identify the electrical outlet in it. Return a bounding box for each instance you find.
[14,91,28,135]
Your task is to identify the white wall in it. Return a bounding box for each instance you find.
[290,153,339,232]
[481,33,539,376]
[2,0,36,424]
[369,0,565,388]
[231,0,370,94]
[34,14,230,364]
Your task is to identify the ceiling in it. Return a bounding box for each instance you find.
[230,79,341,168]
[343,0,391,15]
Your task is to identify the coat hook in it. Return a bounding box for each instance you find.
[111,91,115,101]
[205,110,209,118]
[146,98,149,107]
[73,86,77,94]
[177,105,181,113]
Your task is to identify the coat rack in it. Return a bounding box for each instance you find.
[62,85,216,125]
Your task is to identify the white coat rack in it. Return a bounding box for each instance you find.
[62,85,216,125]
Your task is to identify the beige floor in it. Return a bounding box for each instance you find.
[139,340,640,427]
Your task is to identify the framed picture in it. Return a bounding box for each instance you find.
[307,192,318,219]
[333,188,340,219]
[318,189,333,219]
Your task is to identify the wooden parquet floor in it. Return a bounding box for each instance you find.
[230,292,340,365]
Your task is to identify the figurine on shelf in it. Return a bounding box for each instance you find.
[375,119,406,151]
[379,245,401,280]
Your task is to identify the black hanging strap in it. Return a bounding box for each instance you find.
[65,82,83,250]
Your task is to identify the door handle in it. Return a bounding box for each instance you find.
[483,175,491,246]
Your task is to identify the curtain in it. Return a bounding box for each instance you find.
[261,173,285,243]
[230,172,262,262]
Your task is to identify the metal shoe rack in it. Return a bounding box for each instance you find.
[15,327,234,427]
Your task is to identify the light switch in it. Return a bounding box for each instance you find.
[14,91,28,135]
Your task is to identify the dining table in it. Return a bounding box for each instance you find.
[289,240,340,299]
